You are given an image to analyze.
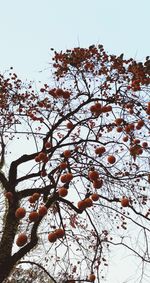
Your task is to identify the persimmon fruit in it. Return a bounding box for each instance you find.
[15,207,26,219]
[84,198,93,207]
[58,187,68,197]
[63,150,71,158]
[93,179,103,189]
[88,170,99,181]
[59,162,68,170]
[88,274,96,281]
[67,122,74,129]
[32,193,40,202]
[121,197,129,207]
[61,173,73,183]
[38,205,48,216]
[48,232,57,243]
[16,233,27,247]
[77,200,86,210]
[91,193,100,201]
[45,141,51,148]
[5,192,13,202]
[95,146,106,155]
[29,211,39,222]
[55,228,65,238]
[107,155,116,164]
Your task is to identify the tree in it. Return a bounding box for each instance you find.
[3,263,53,283]
[0,45,150,283]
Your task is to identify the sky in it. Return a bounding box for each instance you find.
[0,1,150,282]
[0,0,150,82]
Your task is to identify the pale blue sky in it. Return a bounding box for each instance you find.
[0,0,150,82]
[1,1,150,282]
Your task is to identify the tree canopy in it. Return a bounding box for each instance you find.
[0,44,150,283]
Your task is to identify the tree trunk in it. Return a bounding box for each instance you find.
[0,257,14,283]
[0,198,19,282]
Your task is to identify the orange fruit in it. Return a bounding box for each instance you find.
[38,206,47,216]
[91,193,100,201]
[48,232,57,243]
[29,211,39,222]
[15,207,26,219]
[55,228,65,238]
[93,179,103,189]
[88,170,99,181]
[115,118,123,125]
[107,155,116,164]
[59,162,68,170]
[77,200,86,210]
[66,122,74,129]
[38,152,47,161]
[95,146,106,155]
[121,197,129,207]
[16,233,27,247]
[45,141,51,148]
[61,173,73,183]
[88,274,96,281]
[58,187,68,197]
[32,193,40,202]
[84,198,93,207]
[63,150,71,158]
[5,192,13,202]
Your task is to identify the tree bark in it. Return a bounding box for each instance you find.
[0,258,15,283]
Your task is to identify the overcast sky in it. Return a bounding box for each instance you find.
[1,1,150,282]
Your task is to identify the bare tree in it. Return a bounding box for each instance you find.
[0,44,150,282]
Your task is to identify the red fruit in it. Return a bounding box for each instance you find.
[90,105,97,113]
[38,152,46,160]
[40,170,47,177]
[60,174,67,183]
[115,118,123,125]
[63,91,70,99]
[59,162,68,170]
[121,197,129,207]
[91,193,100,201]
[43,156,49,163]
[38,206,47,216]
[32,193,40,202]
[60,173,73,183]
[123,136,128,142]
[88,274,96,282]
[88,170,99,181]
[5,192,13,202]
[29,211,39,222]
[94,102,102,111]
[28,196,35,203]
[48,232,57,243]
[137,120,144,128]
[95,146,106,155]
[15,207,26,219]
[16,233,27,247]
[84,198,93,207]
[116,126,123,132]
[55,88,64,97]
[58,187,68,197]
[93,179,103,189]
[77,200,86,210]
[142,142,148,148]
[55,228,65,238]
[35,156,40,162]
[63,150,71,158]
[107,155,116,164]
[66,122,73,129]
[45,141,51,148]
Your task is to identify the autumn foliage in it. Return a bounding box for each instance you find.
[0,45,150,283]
